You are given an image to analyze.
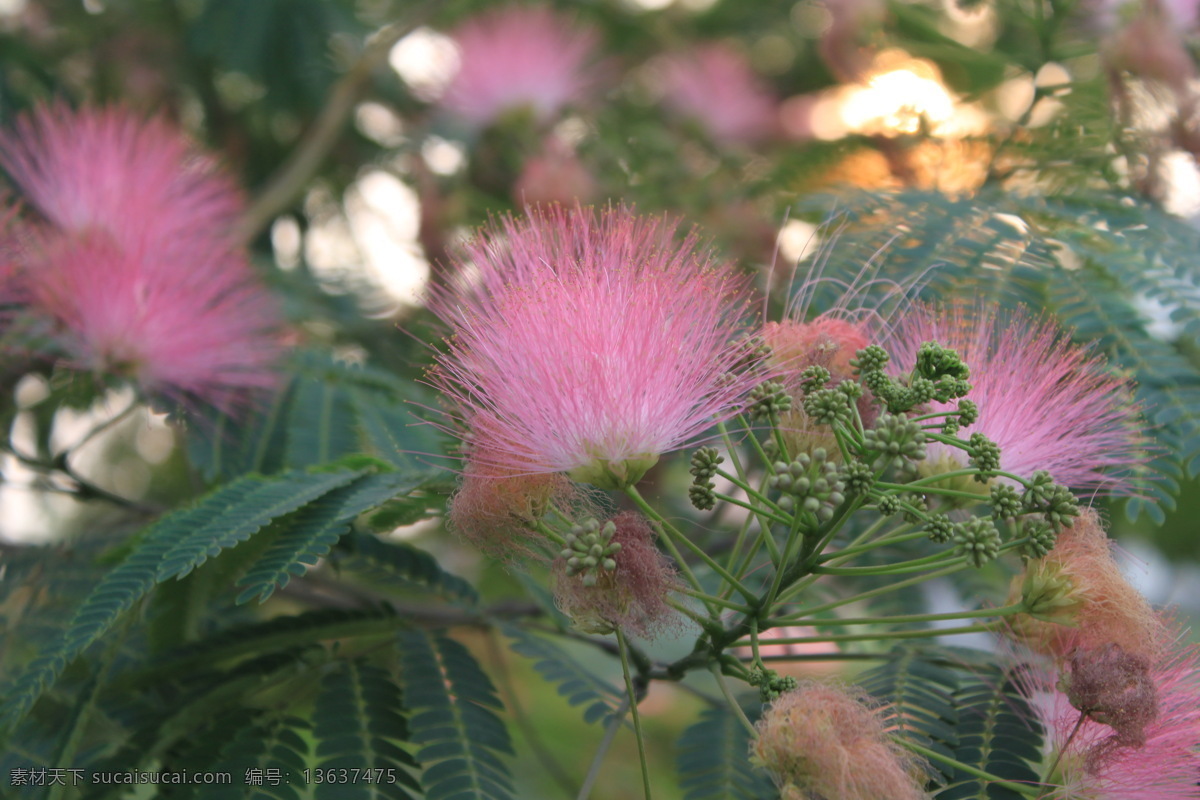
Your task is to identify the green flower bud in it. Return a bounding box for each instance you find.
[749,381,793,421]
[925,513,954,544]
[953,517,1002,568]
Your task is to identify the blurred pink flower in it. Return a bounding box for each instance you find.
[0,105,281,408]
[427,205,760,489]
[1027,627,1200,799]
[657,43,778,145]
[442,6,599,129]
[0,104,242,266]
[884,305,1146,494]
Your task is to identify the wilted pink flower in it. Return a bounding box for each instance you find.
[884,305,1145,494]
[0,105,280,407]
[753,681,927,800]
[442,6,599,129]
[1027,623,1200,799]
[427,205,760,489]
[656,43,778,145]
[551,512,679,638]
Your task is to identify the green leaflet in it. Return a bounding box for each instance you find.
[936,674,1044,800]
[502,624,623,725]
[186,349,447,481]
[331,532,479,607]
[399,630,514,800]
[676,705,775,800]
[236,471,431,604]
[0,469,361,731]
[312,661,421,800]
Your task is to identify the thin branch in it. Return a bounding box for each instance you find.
[235,12,430,241]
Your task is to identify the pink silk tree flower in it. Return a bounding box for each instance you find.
[441,6,599,130]
[0,104,243,267]
[0,105,281,408]
[883,305,1146,494]
[1026,624,1200,799]
[656,43,779,145]
[427,205,762,489]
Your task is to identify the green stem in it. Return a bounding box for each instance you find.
[782,562,972,619]
[732,622,999,646]
[576,696,631,800]
[711,665,758,738]
[712,491,792,526]
[811,551,965,576]
[779,602,1026,627]
[815,530,927,562]
[617,628,654,800]
[897,740,1042,798]
[624,485,757,603]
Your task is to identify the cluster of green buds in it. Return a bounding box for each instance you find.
[863,413,927,468]
[748,381,792,422]
[689,447,724,511]
[747,667,798,702]
[561,519,621,587]
[768,448,846,521]
[853,342,972,414]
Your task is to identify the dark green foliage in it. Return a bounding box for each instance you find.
[156,469,362,581]
[236,471,432,604]
[194,714,311,800]
[399,630,515,800]
[312,661,421,800]
[936,674,1044,800]
[859,647,962,782]
[187,0,359,112]
[186,350,446,481]
[502,624,622,725]
[331,532,479,607]
[0,469,360,730]
[676,705,775,800]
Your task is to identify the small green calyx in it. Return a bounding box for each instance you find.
[989,483,1023,519]
[749,381,793,421]
[864,413,927,465]
[568,454,659,490]
[925,513,954,544]
[798,365,831,394]
[769,448,846,521]
[1021,520,1059,559]
[1022,471,1079,532]
[688,446,723,510]
[747,667,798,702]
[802,386,855,427]
[967,433,1002,482]
[914,341,970,382]
[842,460,875,494]
[953,517,1002,568]
[851,345,890,374]
[562,518,622,587]
[1021,567,1081,624]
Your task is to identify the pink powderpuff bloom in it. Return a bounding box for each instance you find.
[0,105,281,408]
[1026,625,1200,799]
[0,104,243,267]
[656,43,778,145]
[427,205,762,489]
[441,6,599,130]
[883,304,1146,494]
